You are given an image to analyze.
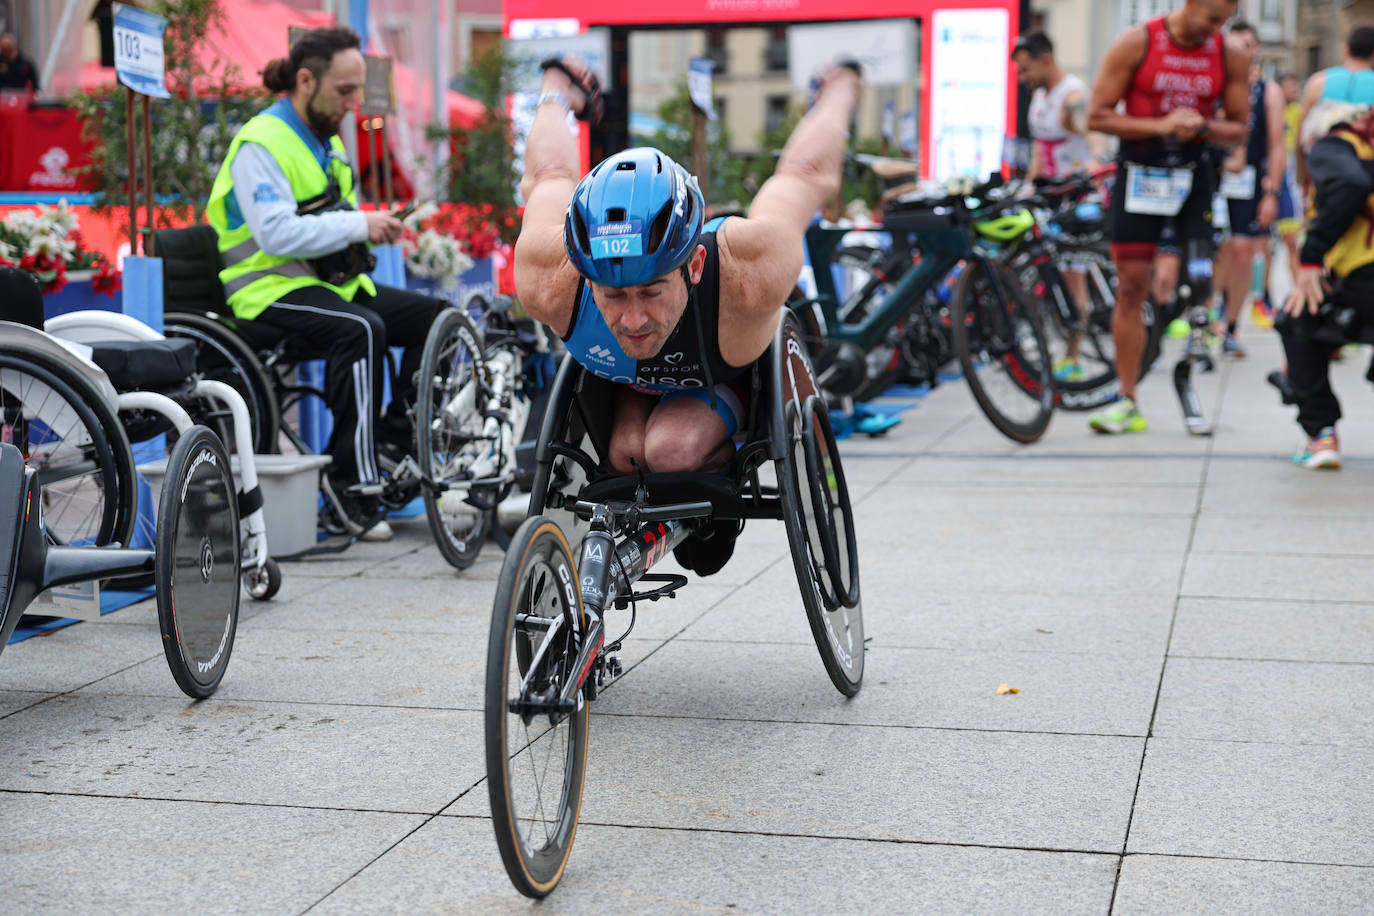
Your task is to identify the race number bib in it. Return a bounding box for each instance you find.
[1220,165,1257,200]
[1123,164,1194,217]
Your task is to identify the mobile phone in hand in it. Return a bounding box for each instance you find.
[391,201,419,220]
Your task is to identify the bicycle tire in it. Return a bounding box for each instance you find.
[0,348,137,547]
[163,312,281,455]
[416,307,492,570]
[486,515,588,899]
[776,321,864,696]
[156,425,240,698]
[951,258,1055,443]
[1026,261,1120,411]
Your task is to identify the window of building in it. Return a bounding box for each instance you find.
[765,27,788,72]
[705,27,728,74]
[765,94,788,135]
[1117,0,1171,28]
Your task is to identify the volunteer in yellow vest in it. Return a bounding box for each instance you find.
[1276,102,1374,470]
[208,27,440,540]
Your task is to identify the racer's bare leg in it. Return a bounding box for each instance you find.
[1065,268,1089,361]
[609,387,732,474]
[1114,260,1152,401]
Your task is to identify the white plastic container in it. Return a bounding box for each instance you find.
[137,453,332,556]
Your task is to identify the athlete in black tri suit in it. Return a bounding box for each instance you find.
[513,56,862,572]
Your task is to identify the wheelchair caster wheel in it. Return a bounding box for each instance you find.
[243,557,282,601]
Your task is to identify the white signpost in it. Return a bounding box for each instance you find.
[928,8,1010,182]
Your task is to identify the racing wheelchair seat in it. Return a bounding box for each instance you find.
[526,310,864,694]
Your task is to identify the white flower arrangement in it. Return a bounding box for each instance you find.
[402,229,475,290]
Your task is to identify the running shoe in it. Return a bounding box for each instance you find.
[1088,397,1147,434]
[321,474,395,541]
[1053,357,1085,382]
[1291,427,1340,470]
[1251,298,1274,330]
[1166,318,1191,338]
[1223,333,1246,358]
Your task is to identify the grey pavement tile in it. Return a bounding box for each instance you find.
[1129,738,1374,865]
[0,689,52,718]
[686,584,1176,657]
[1114,855,1374,916]
[1182,552,1374,603]
[451,715,1144,852]
[1190,512,1374,556]
[316,815,1118,916]
[898,454,1207,486]
[0,792,425,914]
[250,573,499,635]
[851,502,1196,558]
[859,542,1186,597]
[1153,657,1374,747]
[0,692,483,812]
[0,616,162,694]
[864,481,1200,516]
[1199,470,1374,516]
[1170,597,1374,664]
[599,640,1161,736]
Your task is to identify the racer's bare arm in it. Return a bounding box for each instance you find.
[1025,141,1045,181]
[715,65,862,366]
[1258,79,1288,227]
[1295,70,1326,181]
[1061,87,1089,136]
[1207,45,1251,147]
[512,64,589,338]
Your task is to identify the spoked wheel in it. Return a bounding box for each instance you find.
[775,319,864,696]
[0,348,137,547]
[1020,262,1118,411]
[486,516,588,898]
[951,258,1055,443]
[163,312,280,455]
[417,307,493,570]
[156,425,240,699]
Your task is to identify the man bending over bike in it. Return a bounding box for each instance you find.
[513,57,862,574]
[1086,0,1248,434]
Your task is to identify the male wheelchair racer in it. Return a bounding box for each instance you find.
[484,310,864,898]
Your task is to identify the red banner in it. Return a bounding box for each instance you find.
[0,96,94,193]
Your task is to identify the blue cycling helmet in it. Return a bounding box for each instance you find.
[564,147,705,288]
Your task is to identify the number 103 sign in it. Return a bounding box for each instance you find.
[113,3,170,99]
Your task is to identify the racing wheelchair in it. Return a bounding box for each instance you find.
[484,311,863,898]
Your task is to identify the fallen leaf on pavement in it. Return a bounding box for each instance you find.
[995,683,1020,695]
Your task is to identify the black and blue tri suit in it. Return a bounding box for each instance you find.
[560,216,750,434]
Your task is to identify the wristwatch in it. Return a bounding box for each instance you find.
[536,90,572,115]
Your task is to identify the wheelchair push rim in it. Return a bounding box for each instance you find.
[774,317,865,696]
[486,515,588,898]
[156,425,240,699]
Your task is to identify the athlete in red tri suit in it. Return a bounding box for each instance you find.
[1085,0,1249,434]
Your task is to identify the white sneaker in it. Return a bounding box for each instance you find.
[360,518,394,542]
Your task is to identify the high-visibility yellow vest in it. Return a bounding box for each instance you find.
[207,109,375,320]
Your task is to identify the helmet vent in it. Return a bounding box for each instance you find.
[606,207,626,222]
[615,161,636,171]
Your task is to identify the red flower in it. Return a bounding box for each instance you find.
[92,257,122,297]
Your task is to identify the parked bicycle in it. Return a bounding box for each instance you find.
[796,171,1056,443]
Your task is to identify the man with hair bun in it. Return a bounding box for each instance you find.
[207,26,442,540]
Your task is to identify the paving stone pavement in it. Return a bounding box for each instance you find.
[2,328,1372,914]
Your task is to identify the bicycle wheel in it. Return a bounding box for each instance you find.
[775,321,864,697]
[1023,260,1118,411]
[0,348,137,547]
[155,425,240,698]
[951,258,1055,443]
[163,312,281,455]
[416,307,492,570]
[486,515,588,899]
